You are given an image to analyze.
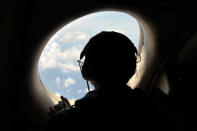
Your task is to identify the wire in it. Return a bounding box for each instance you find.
[86,80,90,92]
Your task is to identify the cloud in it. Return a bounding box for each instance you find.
[68,98,76,105]
[61,63,79,73]
[77,90,83,94]
[66,89,70,93]
[56,77,61,87]
[39,42,81,73]
[60,31,87,43]
[64,77,76,87]
[55,92,61,97]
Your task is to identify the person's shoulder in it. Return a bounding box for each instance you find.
[75,90,99,107]
[128,87,155,107]
[131,87,149,97]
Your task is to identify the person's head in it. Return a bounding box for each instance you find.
[79,31,138,88]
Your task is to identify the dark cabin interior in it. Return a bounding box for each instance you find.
[0,0,197,130]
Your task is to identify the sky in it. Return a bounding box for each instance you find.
[38,11,140,102]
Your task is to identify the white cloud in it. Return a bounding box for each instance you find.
[60,31,87,43]
[55,92,61,97]
[39,42,81,73]
[56,77,61,87]
[77,90,83,94]
[64,77,76,87]
[61,63,79,73]
[68,99,76,105]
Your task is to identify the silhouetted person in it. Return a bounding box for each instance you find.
[45,31,172,131]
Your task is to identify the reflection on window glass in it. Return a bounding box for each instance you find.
[38,11,140,103]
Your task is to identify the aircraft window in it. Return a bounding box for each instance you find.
[38,11,140,104]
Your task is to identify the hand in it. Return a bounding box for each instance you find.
[48,96,71,116]
[60,96,71,107]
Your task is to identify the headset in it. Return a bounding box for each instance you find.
[77,31,141,92]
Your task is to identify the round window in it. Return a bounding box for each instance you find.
[38,11,140,104]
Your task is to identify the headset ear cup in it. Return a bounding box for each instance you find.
[81,62,93,81]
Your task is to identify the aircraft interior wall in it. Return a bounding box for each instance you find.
[0,0,197,130]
